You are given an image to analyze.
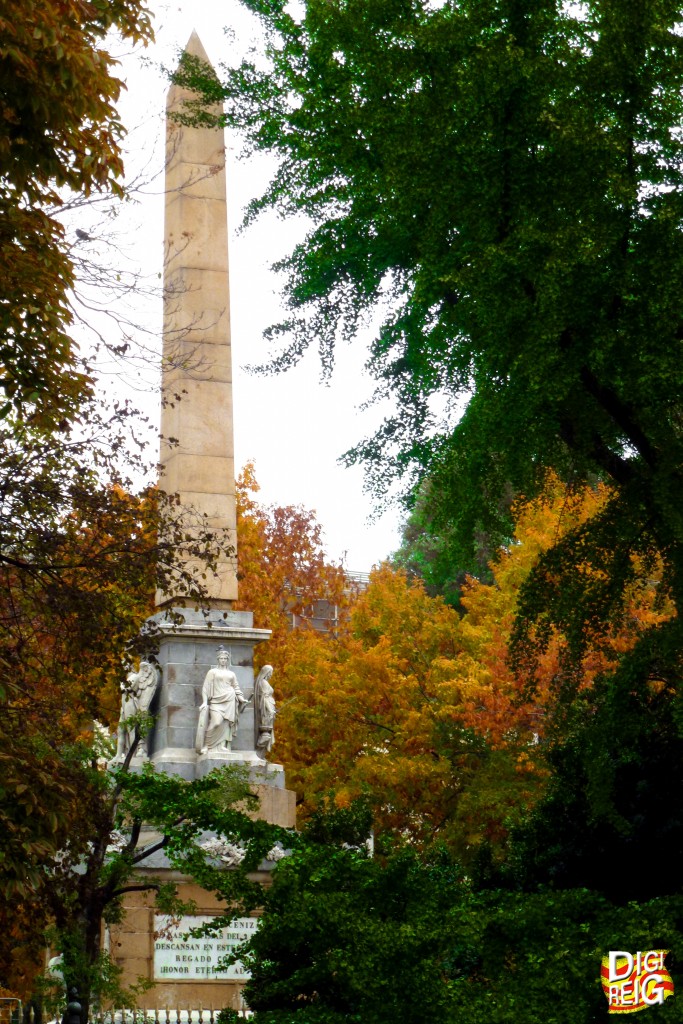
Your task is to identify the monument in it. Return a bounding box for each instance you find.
[149,28,294,798]
[109,32,295,1013]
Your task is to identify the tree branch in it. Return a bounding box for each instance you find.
[131,825,185,865]
[578,366,657,469]
[110,882,161,899]
[125,818,142,858]
[559,417,637,488]
[351,714,397,737]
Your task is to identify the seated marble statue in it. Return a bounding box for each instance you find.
[195,647,248,754]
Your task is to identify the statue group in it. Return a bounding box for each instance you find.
[194,648,277,759]
[114,648,277,762]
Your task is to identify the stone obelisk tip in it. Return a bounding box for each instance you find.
[182,29,212,64]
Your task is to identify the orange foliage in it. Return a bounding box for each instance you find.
[274,566,470,846]
[234,462,349,652]
[251,475,673,854]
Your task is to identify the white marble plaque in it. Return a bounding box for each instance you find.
[154,915,258,980]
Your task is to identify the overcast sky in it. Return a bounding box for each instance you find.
[102,0,404,573]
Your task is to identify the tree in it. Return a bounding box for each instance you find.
[260,475,672,860]
[0,408,235,1005]
[273,564,481,848]
[234,462,349,652]
[241,808,459,1024]
[0,0,153,429]
[0,7,169,924]
[506,625,683,903]
[391,474,510,605]
[269,560,533,854]
[0,460,349,1010]
[235,803,683,1024]
[176,0,683,690]
[41,754,285,1024]
[391,505,484,608]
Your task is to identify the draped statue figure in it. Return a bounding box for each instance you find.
[195,647,249,754]
[255,664,276,759]
[114,660,160,761]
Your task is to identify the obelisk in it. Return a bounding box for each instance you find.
[108,36,295,1013]
[158,29,237,608]
[150,33,283,792]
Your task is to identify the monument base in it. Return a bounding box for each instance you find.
[109,877,270,1014]
[109,605,296,1011]
[146,606,296,828]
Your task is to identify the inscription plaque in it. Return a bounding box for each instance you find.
[154,915,258,980]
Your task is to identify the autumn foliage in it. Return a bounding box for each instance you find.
[234,462,349,648]
[239,474,673,857]
[0,0,154,428]
[1,463,672,998]
[0,453,232,1000]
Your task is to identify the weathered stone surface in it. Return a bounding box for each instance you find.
[157,29,237,609]
[254,782,297,827]
[149,619,278,776]
[111,886,262,1012]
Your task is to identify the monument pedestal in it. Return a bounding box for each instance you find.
[110,610,296,1007]
[110,876,272,1015]
[148,605,296,826]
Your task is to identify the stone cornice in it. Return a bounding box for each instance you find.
[155,621,272,645]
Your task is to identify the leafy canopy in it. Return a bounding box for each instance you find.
[0,416,235,1001]
[235,462,348,651]
[0,0,153,427]
[239,806,683,1024]
[175,0,683,675]
[265,477,671,858]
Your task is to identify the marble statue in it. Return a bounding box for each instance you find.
[255,664,276,758]
[200,836,246,866]
[195,647,249,754]
[114,660,160,760]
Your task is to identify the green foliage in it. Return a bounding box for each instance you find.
[227,471,683,1022]
[507,637,683,902]
[238,806,683,1024]
[391,478,499,604]
[302,801,374,848]
[186,20,683,981]
[242,826,458,1024]
[443,888,683,1024]
[176,0,683,682]
[116,763,287,893]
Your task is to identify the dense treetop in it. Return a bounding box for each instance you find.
[175,0,683,676]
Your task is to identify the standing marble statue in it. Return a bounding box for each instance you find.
[115,660,160,761]
[196,647,249,754]
[255,664,276,758]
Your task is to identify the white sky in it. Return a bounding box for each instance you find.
[101,0,404,573]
